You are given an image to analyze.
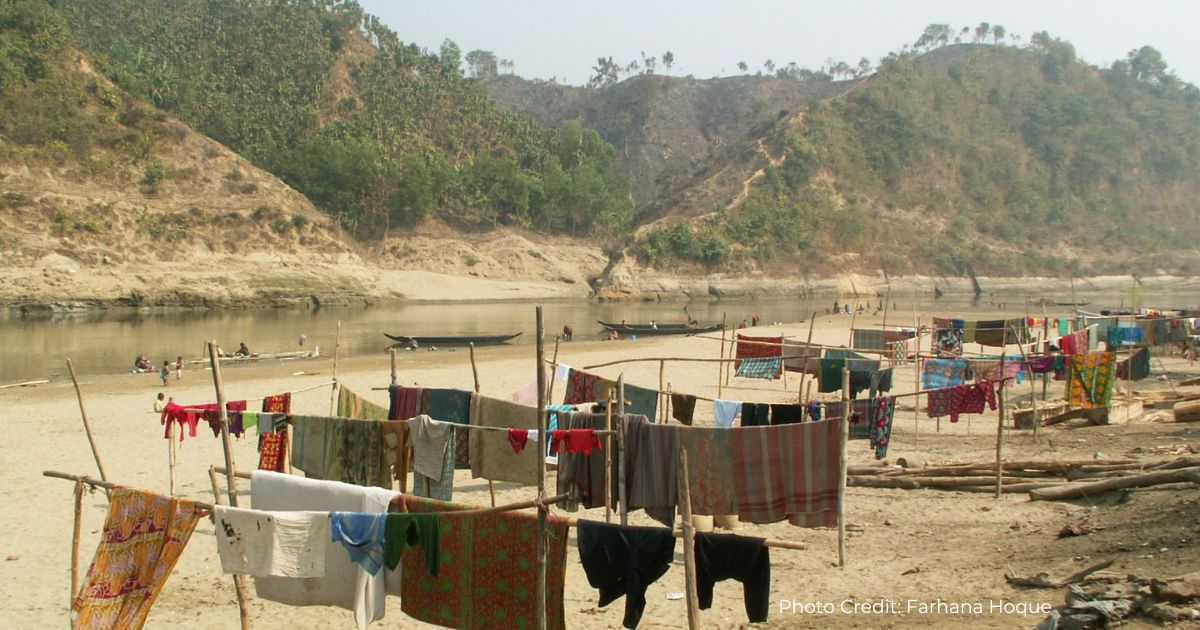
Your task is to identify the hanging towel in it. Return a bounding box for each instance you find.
[213,506,328,578]
[564,369,616,405]
[921,358,969,389]
[383,512,440,575]
[554,363,571,382]
[421,388,474,468]
[577,520,677,629]
[339,386,389,421]
[72,488,203,630]
[740,402,770,427]
[622,382,660,420]
[670,393,697,425]
[330,512,387,576]
[713,399,742,428]
[410,415,452,481]
[818,358,845,393]
[735,357,783,380]
[387,385,422,421]
[732,419,841,527]
[694,532,771,623]
[469,396,541,485]
[263,392,291,414]
[677,425,737,517]
[623,415,678,527]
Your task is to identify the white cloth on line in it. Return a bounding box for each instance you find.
[713,399,742,429]
[410,415,453,482]
[555,363,571,382]
[213,505,329,578]
[251,470,398,629]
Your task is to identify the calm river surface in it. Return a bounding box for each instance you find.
[2,289,1196,383]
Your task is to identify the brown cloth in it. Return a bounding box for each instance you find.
[670,393,697,425]
[469,395,541,485]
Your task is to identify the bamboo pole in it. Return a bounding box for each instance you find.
[65,359,108,483]
[535,307,548,630]
[716,313,727,399]
[329,320,341,415]
[914,316,922,434]
[168,411,177,495]
[994,327,1008,499]
[604,386,614,524]
[796,312,817,403]
[469,343,481,393]
[545,338,560,406]
[838,364,849,568]
[847,306,858,347]
[208,465,224,504]
[71,478,83,606]
[207,340,252,630]
[880,286,892,331]
[390,348,397,387]
[617,373,628,526]
[658,360,666,423]
[677,448,701,630]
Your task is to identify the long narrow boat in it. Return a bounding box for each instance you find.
[185,349,319,366]
[384,332,522,346]
[597,321,724,336]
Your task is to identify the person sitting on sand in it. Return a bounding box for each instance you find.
[234,342,250,357]
[134,354,151,372]
[607,330,619,341]
[154,392,166,412]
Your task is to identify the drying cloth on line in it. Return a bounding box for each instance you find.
[740,402,771,427]
[577,520,677,629]
[782,339,821,374]
[396,494,569,630]
[678,425,737,516]
[251,471,397,630]
[1069,352,1116,409]
[420,388,474,468]
[556,412,612,511]
[769,403,804,425]
[72,488,203,630]
[257,428,288,472]
[694,531,771,623]
[469,395,541,485]
[1116,347,1151,381]
[383,512,440,575]
[622,382,659,421]
[551,429,603,454]
[623,415,678,527]
[868,396,896,460]
[735,334,783,378]
[564,368,617,405]
[410,415,453,482]
[263,392,291,414]
[713,399,742,428]
[736,357,783,380]
[921,358,969,389]
[733,420,842,527]
[851,328,887,350]
[926,380,998,423]
[670,393,697,425]
[379,421,411,491]
[338,386,388,421]
[214,506,328,578]
[330,512,387,576]
[388,385,421,421]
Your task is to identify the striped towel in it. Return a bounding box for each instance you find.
[732,419,842,527]
[736,356,782,380]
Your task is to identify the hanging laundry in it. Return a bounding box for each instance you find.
[920,358,969,389]
[623,415,678,527]
[383,512,440,575]
[968,358,1025,384]
[511,379,539,405]
[201,400,248,438]
[551,428,602,455]
[563,368,616,405]
[1069,352,1117,409]
[158,402,213,441]
[804,400,822,422]
[257,431,288,472]
[732,419,842,527]
[932,318,964,355]
[469,396,541,485]
[622,382,660,420]
[387,385,422,421]
[694,532,771,623]
[818,357,845,393]
[554,363,571,382]
[850,367,891,399]
[868,396,896,460]
[556,412,611,511]
[251,471,397,630]
[421,388,474,468]
[507,428,530,453]
[73,488,204,630]
[263,392,291,414]
[670,393,697,425]
[397,494,570,630]
[338,386,388,421]
[331,512,387,576]
[712,399,742,428]
[213,506,328,578]
[739,402,771,427]
[926,380,997,423]
[735,357,783,380]
[577,520,677,629]
[334,418,388,488]
[1058,318,1071,336]
[768,404,804,425]
[379,421,410,491]
[782,340,821,374]
[677,425,737,517]
[852,328,887,350]
[1116,347,1151,381]
[411,415,455,502]
[734,334,783,377]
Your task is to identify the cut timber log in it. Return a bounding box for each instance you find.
[1013,401,1070,429]
[1173,399,1200,423]
[1029,468,1200,501]
[848,476,920,489]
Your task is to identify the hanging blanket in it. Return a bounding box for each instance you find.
[73,488,203,630]
[920,358,969,389]
[735,334,783,378]
[338,386,389,421]
[1115,347,1151,381]
[926,380,997,423]
[1069,352,1116,409]
[732,420,841,527]
[469,396,541,485]
[735,357,783,380]
[563,368,617,405]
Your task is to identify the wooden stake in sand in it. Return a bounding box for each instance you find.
[717,313,727,399]
[390,348,397,386]
[65,359,108,483]
[617,373,628,526]
[207,340,252,630]
[796,312,817,403]
[329,320,342,415]
[994,325,1009,499]
[604,386,614,524]
[658,360,666,422]
[677,448,701,630]
[534,307,548,630]
[838,364,849,568]
[469,342,496,506]
[545,338,560,406]
[71,478,83,607]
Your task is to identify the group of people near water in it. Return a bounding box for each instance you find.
[134,342,251,386]
[828,298,897,316]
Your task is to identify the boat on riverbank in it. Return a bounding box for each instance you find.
[185,349,319,366]
[384,332,522,346]
[597,321,724,336]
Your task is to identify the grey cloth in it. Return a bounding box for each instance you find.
[556,412,611,511]
[470,396,542,485]
[410,415,452,482]
[622,415,677,528]
[414,427,455,502]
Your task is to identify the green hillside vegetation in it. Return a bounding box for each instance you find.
[637,37,1200,276]
[49,0,631,239]
[0,0,167,179]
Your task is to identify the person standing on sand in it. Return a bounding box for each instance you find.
[154,392,166,412]
[175,356,184,380]
[160,360,170,387]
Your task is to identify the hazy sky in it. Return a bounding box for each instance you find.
[356,0,1197,85]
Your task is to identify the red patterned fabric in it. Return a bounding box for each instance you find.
[563,369,615,405]
[397,495,568,630]
[926,380,998,422]
[735,335,783,379]
[257,430,287,472]
[731,420,841,527]
[262,393,291,414]
[507,428,529,453]
[550,429,602,455]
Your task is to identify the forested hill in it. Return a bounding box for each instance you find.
[49,0,632,240]
[486,41,1200,277]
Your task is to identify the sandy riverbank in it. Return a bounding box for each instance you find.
[3,312,1199,629]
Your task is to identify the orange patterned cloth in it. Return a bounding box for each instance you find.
[1068,352,1116,409]
[72,488,203,630]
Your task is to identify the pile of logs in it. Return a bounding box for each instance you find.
[848,456,1200,499]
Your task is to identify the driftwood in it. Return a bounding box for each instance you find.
[1149,456,1200,470]
[1173,399,1200,423]
[1029,468,1200,501]
[848,476,920,489]
[1006,560,1114,589]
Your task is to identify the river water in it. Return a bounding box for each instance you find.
[2,289,1196,383]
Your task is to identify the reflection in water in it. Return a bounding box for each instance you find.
[1,289,1195,382]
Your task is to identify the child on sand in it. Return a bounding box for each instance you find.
[175,356,184,380]
[160,360,170,386]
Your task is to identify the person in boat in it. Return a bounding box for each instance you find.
[134,354,151,372]
[407,338,419,351]
[562,324,573,341]
[235,342,250,357]
[620,319,627,328]
[650,320,657,329]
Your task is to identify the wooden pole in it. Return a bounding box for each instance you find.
[677,448,702,630]
[168,411,177,495]
[208,465,224,506]
[838,364,849,568]
[847,306,858,347]
[545,338,561,406]
[994,328,1008,499]
[469,342,481,393]
[796,311,817,402]
[390,348,397,386]
[329,320,341,415]
[604,386,614,524]
[617,373,628,526]
[880,286,892,332]
[716,313,727,398]
[914,316,922,434]
[658,360,666,422]
[207,340,252,630]
[534,308,550,630]
[71,478,83,606]
[65,359,108,483]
